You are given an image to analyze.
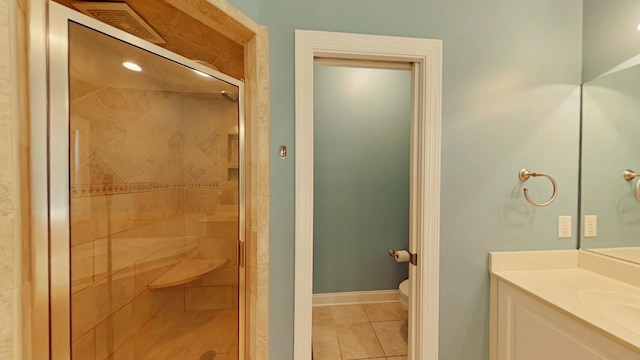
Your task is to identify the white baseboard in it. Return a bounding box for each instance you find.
[312,290,400,306]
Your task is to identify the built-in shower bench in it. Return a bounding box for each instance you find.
[148,258,228,289]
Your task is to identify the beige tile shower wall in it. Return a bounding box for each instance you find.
[0,0,29,359]
[181,95,240,186]
[71,276,185,359]
[181,94,241,311]
[70,204,186,293]
[69,89,185,186]
[68,57,199,358]
[68,87,239,190]
[70,190,185,248]
[69,192,187,359]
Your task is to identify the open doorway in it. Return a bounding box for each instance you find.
[311,62,412,358]
[294,30,443,360]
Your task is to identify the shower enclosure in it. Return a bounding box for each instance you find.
[48,4,245,359]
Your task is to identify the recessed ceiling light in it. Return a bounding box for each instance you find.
[637,23,640,31]
[122,61,142,72]
[193,69,212,78]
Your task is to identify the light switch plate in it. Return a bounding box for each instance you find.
[558,216,571,238]
[584,215,597,238]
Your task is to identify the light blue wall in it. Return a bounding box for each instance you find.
[581,65,640,249]
[313,66,411,294]
[582,0,640,82]
[226,0,261,24]
[229,0,583,359]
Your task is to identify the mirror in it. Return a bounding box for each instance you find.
[579,0,640,264]
[580,64,640,263]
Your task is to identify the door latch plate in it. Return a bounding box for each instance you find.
[410,252,418,266]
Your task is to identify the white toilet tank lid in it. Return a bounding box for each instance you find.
[399,279,409,297]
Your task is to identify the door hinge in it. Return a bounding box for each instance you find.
[239,241,246,268]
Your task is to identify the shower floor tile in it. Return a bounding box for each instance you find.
[142,309,238,360]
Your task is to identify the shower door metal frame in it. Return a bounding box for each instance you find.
[45,2,247,358]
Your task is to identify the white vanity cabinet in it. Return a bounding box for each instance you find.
[493,279,639,360]
[489,250,640,360]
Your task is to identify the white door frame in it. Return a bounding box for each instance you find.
[294,30,442,360]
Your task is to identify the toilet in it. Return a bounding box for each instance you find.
[398,279,409,309]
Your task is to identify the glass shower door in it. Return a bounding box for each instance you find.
[49,6,244,359]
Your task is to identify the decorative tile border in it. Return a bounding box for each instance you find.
[70,182,221,197]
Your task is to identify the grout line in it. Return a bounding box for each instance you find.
[361,303,372,323]
[369,319,387,358]
[337,334,345,360]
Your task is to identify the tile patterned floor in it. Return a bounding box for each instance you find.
[312,302,408,360]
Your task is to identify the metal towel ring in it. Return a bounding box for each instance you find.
[623,170,640,202]
[519,169,558,207]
